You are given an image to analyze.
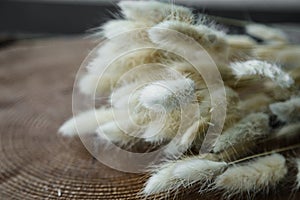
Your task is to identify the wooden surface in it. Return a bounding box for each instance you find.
[0,37,298,200]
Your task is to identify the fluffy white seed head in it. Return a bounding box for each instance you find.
[59,108,113,136]
[226,35,256,48]
[96,120,135,146]
[269,97,300,122]
[172,158,227,185]
[139,78,195,112]
[254,45,300,68]
[213,113,270,153]
[164,118,208,156]
[142,109,183,143]
[230,60,294,88]
[226,35,256,60]
[148,20,227,54]
[101,20,149,41]
[246,24,288,43]
[144,158,227,195]
[118,1,194,25]
[143,163,176,195]
[215,154,287,194]
[110,82,140,109]
[79,72,121,97]
[78,73,102,96]
[85,49,166,96]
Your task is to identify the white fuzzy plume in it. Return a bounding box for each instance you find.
[59,108,113,136]
[78,74,100,96]
[139,78,195,112]
[143,163,176,195]
[230,60,294,88]
[215,154,287,194]
[164,118,208,156]
[96,120,135,146]
[148,20,226,53]
[144,158,227,195]
[246,24,288,43]
[101,20,148,40]
[213,113,270,153]
[172,158,227,186]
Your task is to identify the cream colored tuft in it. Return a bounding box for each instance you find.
[96,120,135,146]
[139,78,195,112]
[78,74,100,96]
[215,154,287,193]
[148,20,227,54]
[172,158,227,185]
[246,24,288,43]
[59,108,113,136]
[230,60,294,88]
[143,163,176,195]
[213,113,270,153]
[144,158,227,195]
[101,20,149,40]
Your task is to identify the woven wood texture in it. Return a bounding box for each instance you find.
[0,37,298,200]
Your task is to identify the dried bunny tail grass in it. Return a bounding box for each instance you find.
[141,99,201,144]
[142,109,182,143]
[225,34,256,60]
[230,60,294,88]
[78,72,126,97]
[269,97,300,123]
[58,108,113,136]
[110,82,140,109]
[79,73,122,97]
[143,162,176,195]
[88,46,163,75]
[84,49,168,96]
[190,86,241,133]
[215,154,288,196]
[143,158,227,195]
[263,81,296,102]
[246,23,288,44]
[253,45,300,68]
[167,61,232,88]
[148,20,228,55]
[164,61,201,82]
[101,19,149,41]
[78,73,100,96]
[219,86,241,130]
[213,112,270,153]
[226,34,257,48]
[139,78,195,112]
[172,158,227,187]
[118,0,194,25]
[224,86,240,106]
[163,117,209,156]
[96,120,136,146]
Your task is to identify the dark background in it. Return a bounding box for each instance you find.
[1,0,300,37]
